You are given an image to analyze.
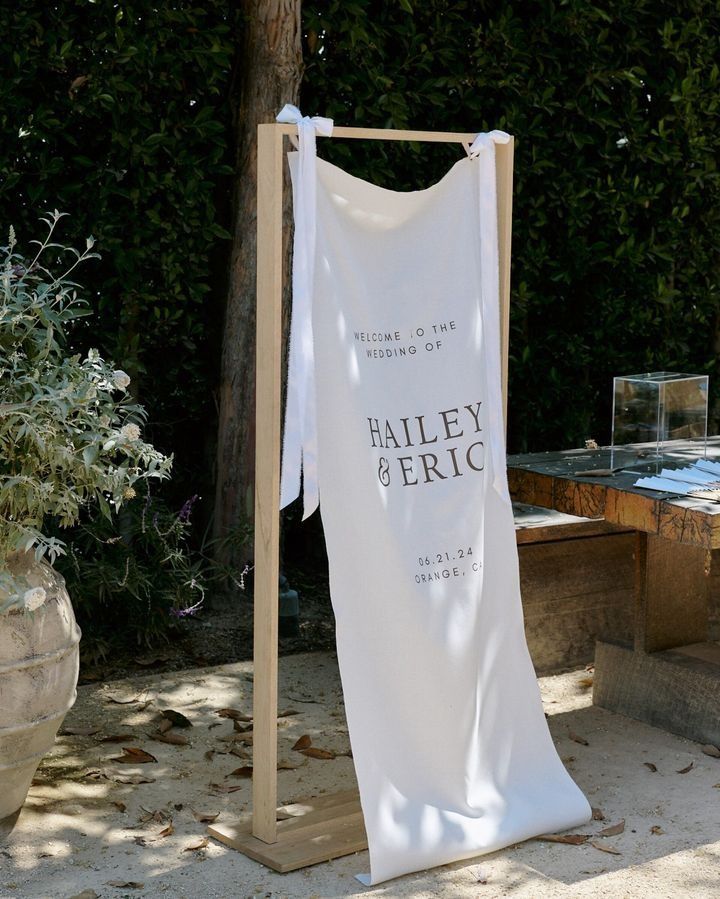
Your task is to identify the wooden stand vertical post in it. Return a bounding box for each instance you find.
[252,123,285,843]
[208,125,515,871]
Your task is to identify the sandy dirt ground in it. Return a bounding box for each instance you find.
[2,651,719,899]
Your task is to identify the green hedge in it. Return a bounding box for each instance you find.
[302,0,720,451]
[2,1,718,469]
[0,1,236,497]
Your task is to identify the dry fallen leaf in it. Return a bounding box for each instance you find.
[209,782,243,794]
[292,735,312,751]
[217,732,250,743]
[60,726,100,737]
[232,719,253,733]
[105,881,144,888]
[158,718,173,734]
[157,823,175,838]
[183,837,209,852]
[230,731,253,744]
[535,833,589,845]
[191,809,220,823]
[300,747,336,760]
[701,744,720,759]
[592,807,605,821]
[84,767,156,785]
[277,758,307,770]
[112,747,158,765]
[68,891,99,899]
[713,783,720,789]
[278,708,299,718]
[650,825,665,835]
[599,820,625,837]
[216,708,252,722]
[227,766,253,778]
[104,689,143,705]
[578,677,594,689]
[204,750,216,762]
[112,801,127,813]
[643,762,658,772]
[138,807,171,825]
[98,734,137,743]
[569,731,589,746]
[230,745,252,760]
[591,841,621,855]
[676,761,694,774]
[151,731,189,746]
[133,653,172,667]
[162,709,193,728]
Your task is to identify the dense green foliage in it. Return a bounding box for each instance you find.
[0,213,171,610]
[0,1,236,497]
[302,0,720,450]
[3,1,718,457]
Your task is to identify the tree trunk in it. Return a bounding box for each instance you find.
[213,1,302,580]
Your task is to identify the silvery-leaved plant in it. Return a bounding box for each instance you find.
[0,212,173,611]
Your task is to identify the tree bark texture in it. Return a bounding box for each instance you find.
[213,1,302,576]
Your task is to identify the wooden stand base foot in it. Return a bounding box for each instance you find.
[593,640,720,745]
[208,789,367,873]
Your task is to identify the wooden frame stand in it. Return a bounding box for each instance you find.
[208,122,515,872]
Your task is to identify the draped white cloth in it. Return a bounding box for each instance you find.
[281,114,592,884]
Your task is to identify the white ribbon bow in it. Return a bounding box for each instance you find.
[468,129,511,157]
[276,103,334,140]
[276,105,333,518]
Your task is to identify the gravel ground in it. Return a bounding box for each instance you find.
[2,652,720,899]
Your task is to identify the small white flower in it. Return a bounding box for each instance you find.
[23,587,46,611]
[123,486,137,499]
[112,370,131,390]
[120,423,141,442]
[99,414,111,428]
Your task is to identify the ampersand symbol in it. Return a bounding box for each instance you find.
[378,457,390,486]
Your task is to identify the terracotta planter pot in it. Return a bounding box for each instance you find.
[0,552,81,821]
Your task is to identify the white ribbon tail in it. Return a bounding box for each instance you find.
[474,131,512,502]
[276,106,333,518]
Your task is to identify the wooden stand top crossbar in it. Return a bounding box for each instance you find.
[210,120,514,873]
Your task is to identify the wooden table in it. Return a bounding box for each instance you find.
[507,439,720,746]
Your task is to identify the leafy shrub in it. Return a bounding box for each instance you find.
[0,213,171,609]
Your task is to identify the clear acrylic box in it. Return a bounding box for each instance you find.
[610,372,709,470]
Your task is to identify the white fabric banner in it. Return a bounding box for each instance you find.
[284,130,591,885]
